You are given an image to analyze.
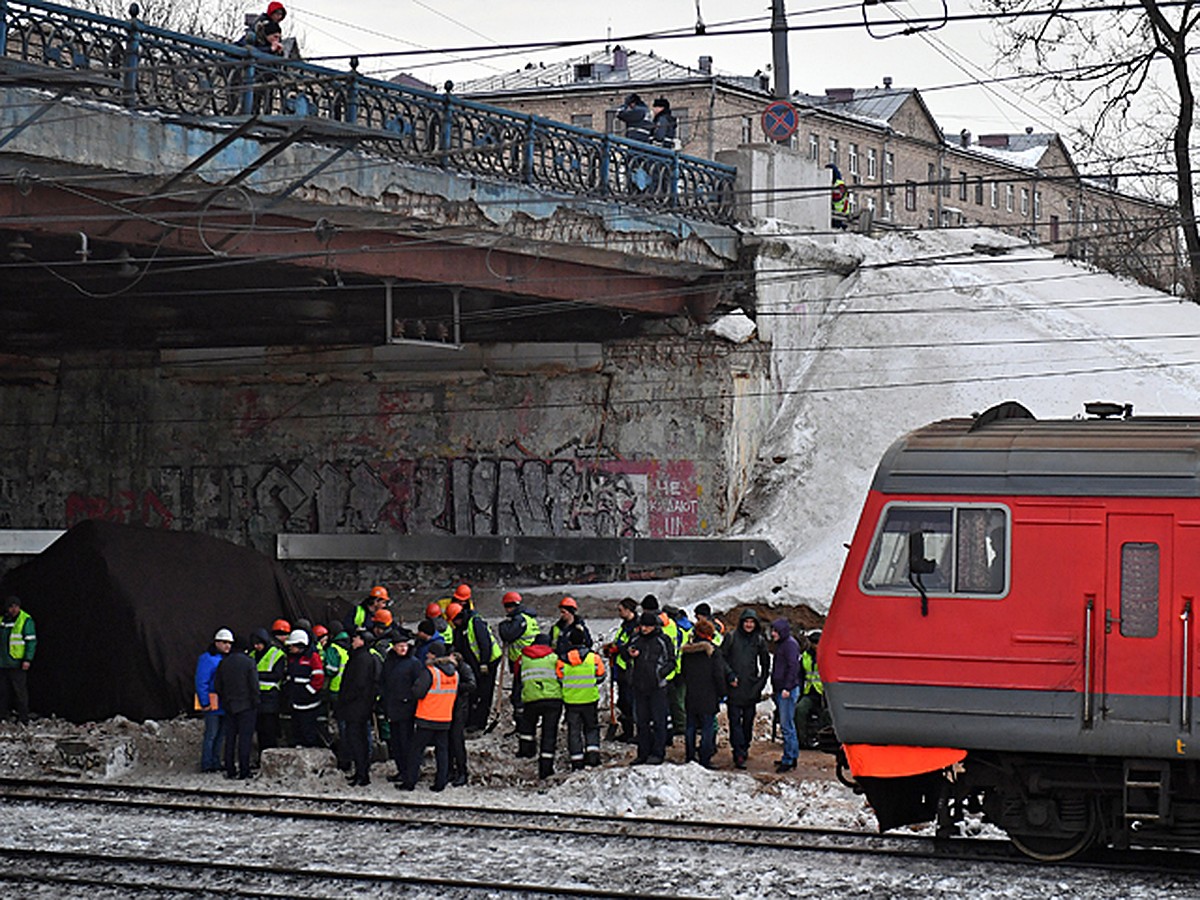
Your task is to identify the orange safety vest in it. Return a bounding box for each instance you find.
[416,665,458,723]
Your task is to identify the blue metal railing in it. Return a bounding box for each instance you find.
[0,0,737,223]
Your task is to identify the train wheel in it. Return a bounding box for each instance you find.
[1008,805,1097,862]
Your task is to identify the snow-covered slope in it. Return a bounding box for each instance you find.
[707,227,1200,613]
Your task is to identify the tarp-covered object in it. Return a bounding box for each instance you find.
[0,520,311,723]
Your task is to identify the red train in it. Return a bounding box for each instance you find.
[820,401,1200,860]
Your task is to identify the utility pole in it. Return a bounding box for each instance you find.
[771,0,789,98]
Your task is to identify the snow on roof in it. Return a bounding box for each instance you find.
[794,87,911,125]
[459,46,768,96]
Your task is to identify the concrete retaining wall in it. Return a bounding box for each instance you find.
[0,336,769,595]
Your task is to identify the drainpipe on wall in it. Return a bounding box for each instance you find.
[708,76,716,160]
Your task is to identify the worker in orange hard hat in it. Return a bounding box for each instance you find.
[550,596,593,658]
[498,591,540,727]
[343,585,391,635]
[453,583,472,603]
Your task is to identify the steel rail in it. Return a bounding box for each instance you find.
[0,845,701,899]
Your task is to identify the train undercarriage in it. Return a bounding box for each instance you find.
[840,749,1200,861]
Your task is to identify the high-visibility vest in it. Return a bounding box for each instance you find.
[324,643,349,693]
[505,612,540,662]
[6,610,32,660]
[802,651,824,695]
[658,616,680,679]
[556,652,604,705]
[433,620,453,646]
[519,653,562,703]
[465,615,502,664]
[832,179,850,215]
[416,665,458,723]
[613,622,636,671]
[256,645,285,692]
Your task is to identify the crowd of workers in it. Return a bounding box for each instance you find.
[195,585,826,788]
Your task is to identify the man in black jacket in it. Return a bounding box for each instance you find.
[626,612,674,765]
[380,629,422,783]
[721,609,771,769]
[338,629,382,786]
[213,635,260,780]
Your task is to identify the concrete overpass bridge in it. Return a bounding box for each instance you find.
[0,0,741,352]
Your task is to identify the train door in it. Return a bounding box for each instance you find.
[1102,514,1174,724]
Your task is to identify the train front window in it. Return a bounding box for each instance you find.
[861,503,1009,597]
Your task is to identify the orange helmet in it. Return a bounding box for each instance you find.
[373,609,393,627]
[559,596,578,611]
[446,602,464,622]
[453,583,472,601]
[271,618,291,635]
[312,624,328,638]
[369,585,390,602]
[502,591,522,606]
[426,602,443,619]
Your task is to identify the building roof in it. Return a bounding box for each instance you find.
[459,45,769,98]
[794,87,912,128]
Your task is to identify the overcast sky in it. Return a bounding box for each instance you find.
[286,0,1063,139]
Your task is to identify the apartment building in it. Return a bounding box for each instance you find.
[459,47,1179,292]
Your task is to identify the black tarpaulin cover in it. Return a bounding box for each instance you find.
[0,520,311,723]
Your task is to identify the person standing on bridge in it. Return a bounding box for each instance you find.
[252,1,287,56]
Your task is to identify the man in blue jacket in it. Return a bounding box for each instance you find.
[196,628,233,772]
[770,619,801,773]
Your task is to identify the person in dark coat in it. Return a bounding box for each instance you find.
[451,603,501,732]
[770,618,802,773]
[651,96,678,148]
[616,93,653,142]
[626,612,674,765]
[680,620,731,769]
[722,609,771,769]
[447,649,477,786]
[212,635,260,780]
[337,629,382,786]
[549,597,592,659]
[381,628,422,783]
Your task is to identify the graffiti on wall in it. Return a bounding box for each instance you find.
[59,457,701,539]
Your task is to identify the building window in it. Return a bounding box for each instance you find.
[883,197,894,221]
[928,163,936,194]
[990,182,998,209]
[741,115,753,144]
[849,143,859,179]
[927,209,936,227]
[867,147,877,180]
[940,209,951,227]
[809,132,819,161]
[571,113,593,129]
[941,166,951,198]
[1005,184,1014,212]
[1034,191,1042,220]
[884,151,895,183]
[905,181,917,211]
[1020,187,1029,216]
[829,137,839,167]
[959,172,968,202]
[605,110,622,133]
[974,177,984,206]
[866,195,877,214]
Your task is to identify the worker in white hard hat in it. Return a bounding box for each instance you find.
[195,628,233,772]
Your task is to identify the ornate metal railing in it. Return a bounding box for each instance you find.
[0,0,738,223]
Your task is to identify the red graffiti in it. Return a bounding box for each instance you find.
[65,490,175,529]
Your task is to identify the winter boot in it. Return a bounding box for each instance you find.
[538,756,555,779]
[584,750,600,768]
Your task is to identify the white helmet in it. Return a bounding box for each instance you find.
[213,628,234,643]
[285,629,308,646]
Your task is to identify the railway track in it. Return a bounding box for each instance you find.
[0,776,1197,893]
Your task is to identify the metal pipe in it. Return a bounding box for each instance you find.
[1183,597,1192,730]
[1083,594,1094,727]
